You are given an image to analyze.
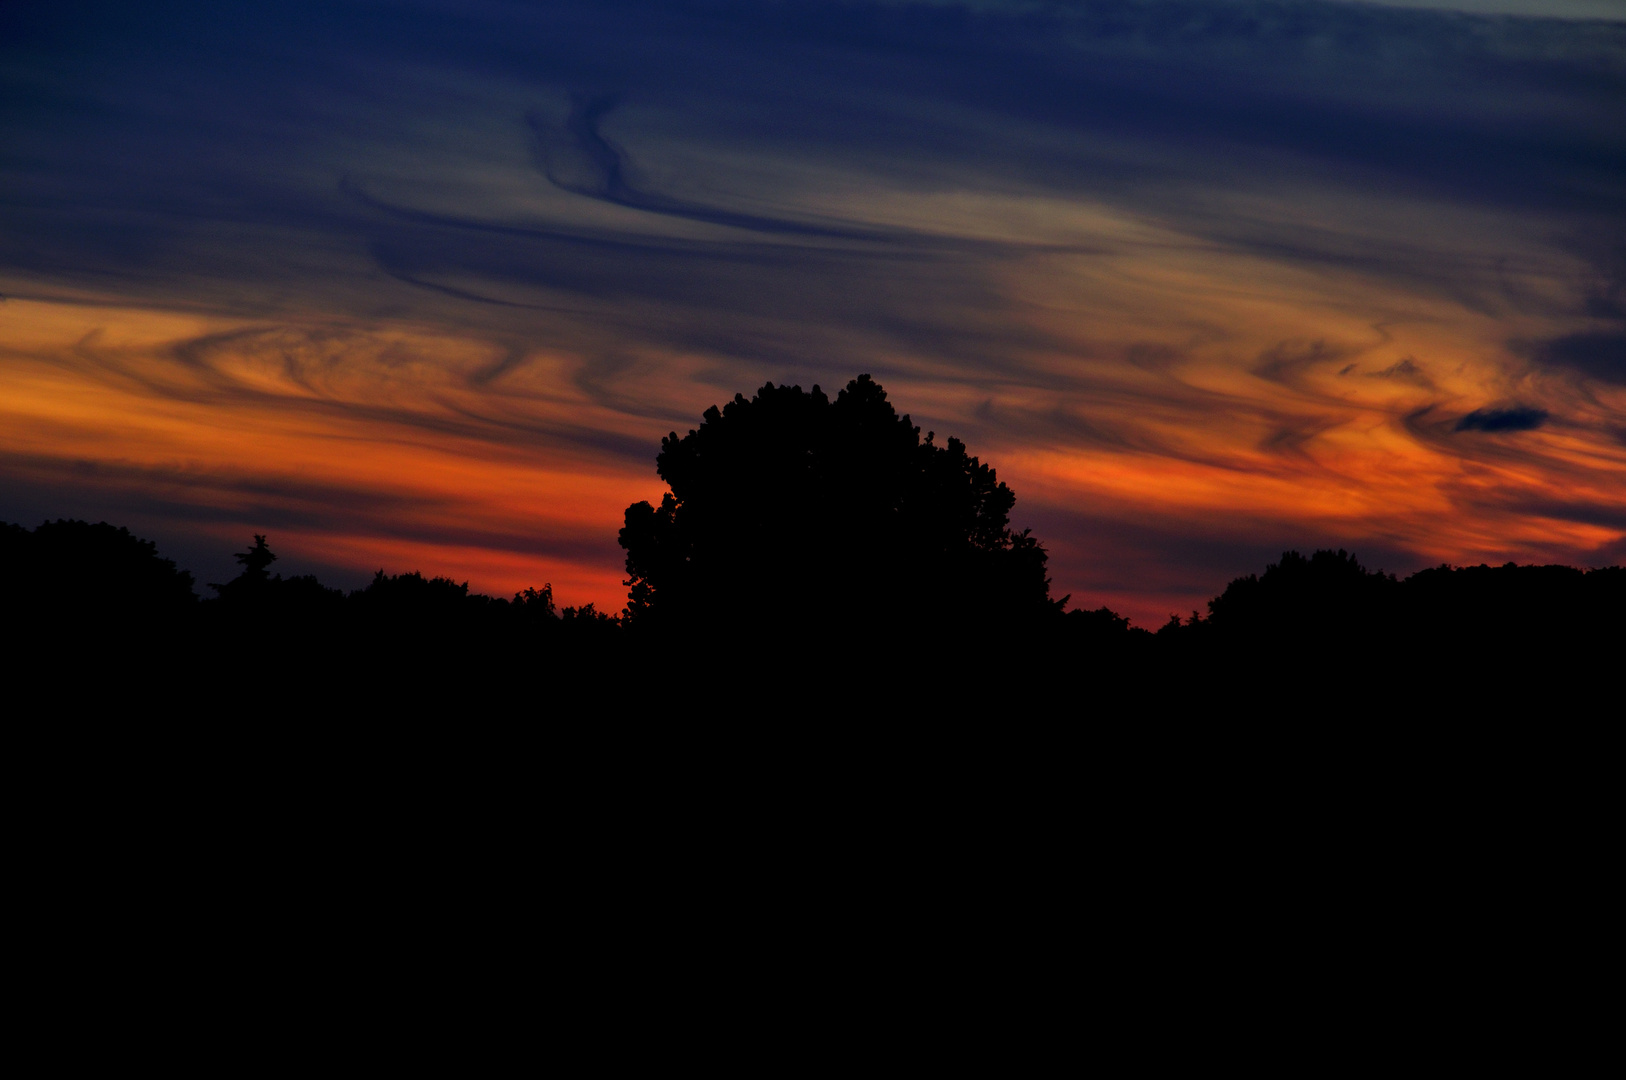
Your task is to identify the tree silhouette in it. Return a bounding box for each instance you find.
[209,533,343,621]
[2,519,199,696]
[2,518,197,625]
[209,534,275,602]
[235,535,276,580]
[619,374,1060,639]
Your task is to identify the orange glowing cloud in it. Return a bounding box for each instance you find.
[2,1,1622,624]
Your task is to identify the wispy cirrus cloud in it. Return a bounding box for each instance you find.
[2,0,1623,620]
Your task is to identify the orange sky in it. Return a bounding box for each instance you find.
[5,202,1622,627]
[3,1,1623,626]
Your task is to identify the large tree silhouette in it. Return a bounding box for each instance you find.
[619,375,1059,639]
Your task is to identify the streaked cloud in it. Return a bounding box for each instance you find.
[1454,406,1549,432]
[1,0,1623,622]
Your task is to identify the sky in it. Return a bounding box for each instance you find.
[2,0,1623,626]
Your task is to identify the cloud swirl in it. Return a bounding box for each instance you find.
[2,0,1623,619]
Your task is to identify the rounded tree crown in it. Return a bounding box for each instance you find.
[620,375,1056,633]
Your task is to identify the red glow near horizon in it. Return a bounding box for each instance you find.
[6,208,1622,629]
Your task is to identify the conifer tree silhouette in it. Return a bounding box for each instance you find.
[236,535,276,580]
[210,534,277,604]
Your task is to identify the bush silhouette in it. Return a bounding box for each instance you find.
[619,374,1059,640]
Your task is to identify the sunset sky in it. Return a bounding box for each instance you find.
[3,0,1624,626]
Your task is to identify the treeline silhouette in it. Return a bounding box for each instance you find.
[2,520,617,636]
[9,517,1618,711]
[2,519,618,708]
[6,375,1621,712]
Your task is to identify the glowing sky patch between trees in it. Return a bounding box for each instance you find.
[2,0,1624,626]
